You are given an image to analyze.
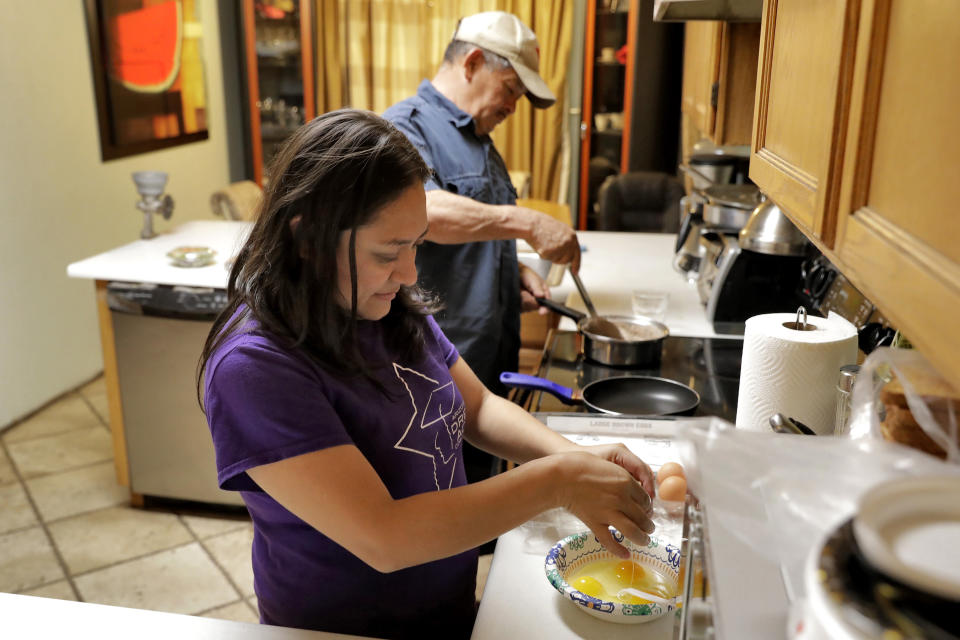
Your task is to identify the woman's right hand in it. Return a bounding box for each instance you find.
[551,451,655,557]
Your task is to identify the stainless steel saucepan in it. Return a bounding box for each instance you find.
[536,297,668,368]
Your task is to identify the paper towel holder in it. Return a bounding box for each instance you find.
[783,306,817,331]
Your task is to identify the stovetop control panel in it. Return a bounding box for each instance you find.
[801,256,897,353]
[820,272,874,327]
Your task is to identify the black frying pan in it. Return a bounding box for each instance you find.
[499,372,700,417]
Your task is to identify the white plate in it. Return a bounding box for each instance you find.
[166,245,216,268]
[852,475,960,601]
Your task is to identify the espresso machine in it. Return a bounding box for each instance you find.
[673,147,752,282]
[701,197,812,334]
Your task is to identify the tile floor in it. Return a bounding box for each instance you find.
[0,375,492,625]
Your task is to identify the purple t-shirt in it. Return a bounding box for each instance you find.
[204,312,477,639]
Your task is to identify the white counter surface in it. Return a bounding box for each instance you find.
[66,220,250,287]
[67,220,741,338]
[67,225,733,341]
[472,417,689,640]
[0,592,372,640]
[547,231,739,340]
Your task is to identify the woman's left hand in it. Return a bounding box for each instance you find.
[577,443,656,498]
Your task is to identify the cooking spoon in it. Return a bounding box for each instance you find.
[616,587,675,606]
[569,270,623,339]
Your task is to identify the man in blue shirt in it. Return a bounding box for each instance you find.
[384,11,580,401]
[384,11,582,486]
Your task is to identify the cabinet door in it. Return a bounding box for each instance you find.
[835,0,960,383]
[750,0,859,245]
[714,22,760,146]
[681,21,722,137]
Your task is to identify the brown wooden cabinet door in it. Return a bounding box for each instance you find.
[714,23,760,146]
[681,21,759,150]
[835,0,960,383]
[750,0,860,245]
[681,21,722,137]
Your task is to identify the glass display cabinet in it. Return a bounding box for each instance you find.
[242,0,315,185]
[577,0,638,229]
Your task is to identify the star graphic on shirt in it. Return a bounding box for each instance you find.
[392,363,465,490]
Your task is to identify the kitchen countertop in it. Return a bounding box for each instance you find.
[472,417,691,640]
[0,592,373,640]
[541,231,740,340]
[68,225,737,343]
[66,220,250,287]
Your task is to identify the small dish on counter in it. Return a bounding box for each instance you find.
[167,245,216,268]
[544,530,681,624]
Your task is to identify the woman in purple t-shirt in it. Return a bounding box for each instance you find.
[198,109,656,639]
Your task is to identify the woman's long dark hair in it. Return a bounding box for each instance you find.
[197,109,437,409]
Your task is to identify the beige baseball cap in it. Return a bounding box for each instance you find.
[453,11,556,109]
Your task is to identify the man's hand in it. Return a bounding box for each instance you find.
[518,263,549,314]
[521,207,581,273]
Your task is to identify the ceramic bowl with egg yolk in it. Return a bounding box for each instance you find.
[544,530,682,624]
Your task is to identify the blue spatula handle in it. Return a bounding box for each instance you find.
[499,372,577,405]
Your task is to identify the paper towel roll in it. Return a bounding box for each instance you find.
[735,312,858,435]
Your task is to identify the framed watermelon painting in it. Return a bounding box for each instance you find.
[84,0,209,160]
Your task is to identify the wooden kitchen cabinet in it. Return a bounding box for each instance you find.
[749,0,858,245]
[681,21,721,138]
[752,0,960,385]
[832,0,960,386]
[681,21,760,146]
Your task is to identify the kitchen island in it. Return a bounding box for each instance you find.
[544,231,740,340]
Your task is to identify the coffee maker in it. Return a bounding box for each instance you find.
[674,145,753,282]
[700,197,812,334]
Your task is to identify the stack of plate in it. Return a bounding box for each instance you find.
[803,476,960,638]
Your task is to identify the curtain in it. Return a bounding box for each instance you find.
[313,0,572,201]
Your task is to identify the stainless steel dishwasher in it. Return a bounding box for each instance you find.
[108,282,243,506]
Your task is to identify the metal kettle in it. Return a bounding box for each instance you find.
[738,197,808,256]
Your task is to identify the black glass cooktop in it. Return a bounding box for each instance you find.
[518,331,743,422]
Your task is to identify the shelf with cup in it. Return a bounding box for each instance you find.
[576,0,682,229]
[577,0,635,229]
[241,0,315,185]
[593,129,624,137]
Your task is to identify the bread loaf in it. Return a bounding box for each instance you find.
[879,378,959,460]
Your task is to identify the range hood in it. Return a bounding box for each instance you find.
[653,0,762,21]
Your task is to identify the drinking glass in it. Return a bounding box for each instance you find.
[632,290,669,322]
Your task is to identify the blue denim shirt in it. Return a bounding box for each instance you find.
[384,80,520,394]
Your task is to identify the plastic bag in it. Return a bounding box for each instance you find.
[847,346,959,463]
[518,508,587,555]
[675,417,958,600]
[518,500,685,555]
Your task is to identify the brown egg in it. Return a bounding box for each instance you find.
[658,475,687,502]
[656,462,685,486]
